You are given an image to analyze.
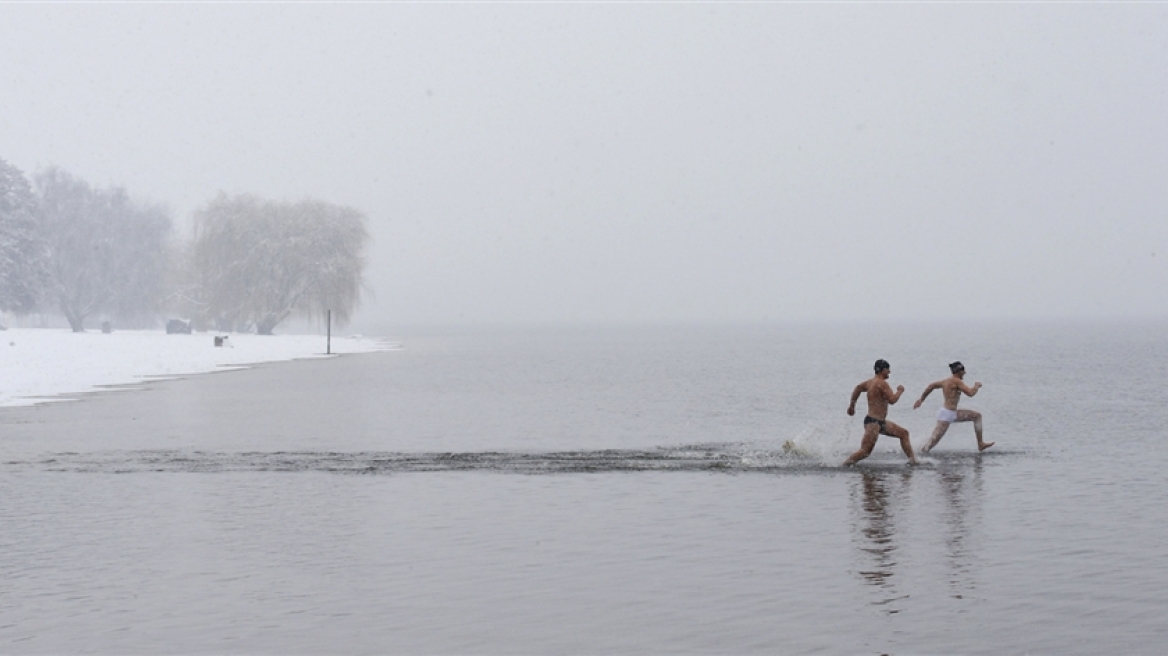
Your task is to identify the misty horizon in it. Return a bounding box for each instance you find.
[3,3,1165,328]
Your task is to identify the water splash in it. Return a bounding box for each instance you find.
[781,418,857,465]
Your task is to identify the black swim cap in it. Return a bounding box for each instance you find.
[874,359,890,373]
[949,361,965,373]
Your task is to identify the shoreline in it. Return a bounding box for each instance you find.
[0,328,398,409]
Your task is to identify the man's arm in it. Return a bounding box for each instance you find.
[847,382,867,416]
[884,381,905,404]
[913,381,941,409]
[959,381,982,397]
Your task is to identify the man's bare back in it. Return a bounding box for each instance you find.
[913,361,993,453]
[844,359,917,466]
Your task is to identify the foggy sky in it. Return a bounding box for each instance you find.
[2,3,1166,327]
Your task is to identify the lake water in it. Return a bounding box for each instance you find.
[2,322,1166,654]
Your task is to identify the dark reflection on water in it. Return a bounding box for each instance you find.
[940,457,984,600]
[850,469,913,613]
[849,458,989,614]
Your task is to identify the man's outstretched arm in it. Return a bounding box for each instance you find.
[913,381,941,409]
[959,381,982,397]
[886,382,905,404]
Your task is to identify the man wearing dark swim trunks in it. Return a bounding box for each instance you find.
[844,359,917,466]
[913,361,993,453]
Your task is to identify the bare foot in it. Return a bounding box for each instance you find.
[908,458,919,466]
[978,441,995,452]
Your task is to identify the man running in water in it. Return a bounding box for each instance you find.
[844,359,918,466]
[913,361,993,453]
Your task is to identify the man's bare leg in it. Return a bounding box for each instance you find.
[956,409,993,451]
[884,421,918,465]
[843,424,879,466]
[920,421,950,454]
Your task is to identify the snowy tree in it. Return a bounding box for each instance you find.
[35,168,173,332]
[189,193,369,335]
[0,158,49,315]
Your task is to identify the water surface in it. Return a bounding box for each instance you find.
[2,323,1165,654]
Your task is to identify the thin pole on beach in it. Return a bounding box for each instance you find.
[327,309,332,355]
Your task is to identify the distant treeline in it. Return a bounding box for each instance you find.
[0,158,369,334]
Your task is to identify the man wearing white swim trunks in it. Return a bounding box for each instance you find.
[913,361,993,453]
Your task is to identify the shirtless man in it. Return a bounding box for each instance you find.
[843,359,918,466]
[913,361,993,453]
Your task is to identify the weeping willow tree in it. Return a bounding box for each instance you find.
[188,193,369,335]
[35,167,172,332]
[0,158,49,316]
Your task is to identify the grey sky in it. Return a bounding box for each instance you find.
[2,3,1165,326]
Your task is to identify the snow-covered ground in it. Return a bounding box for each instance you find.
[0,328,397,408]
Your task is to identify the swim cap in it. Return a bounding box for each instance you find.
[949,361,965,373]
[874,359,890,373]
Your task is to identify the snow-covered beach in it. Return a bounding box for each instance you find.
[0,328,396,408]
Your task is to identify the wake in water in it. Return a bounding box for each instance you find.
[11,444,834,475]
[5,418,1008,475]
[5,424,990,475]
